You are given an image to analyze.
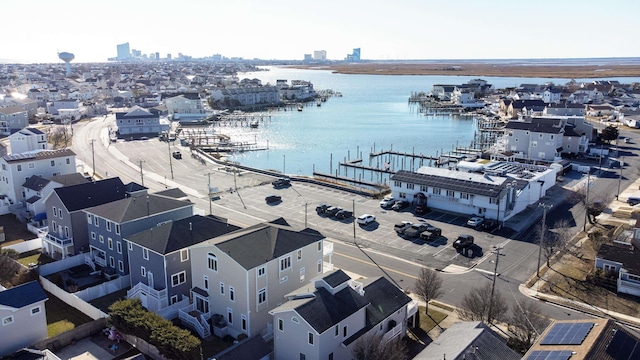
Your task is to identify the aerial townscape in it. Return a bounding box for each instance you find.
[3,40,640,360]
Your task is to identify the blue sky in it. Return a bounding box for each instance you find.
[4,0,639,63]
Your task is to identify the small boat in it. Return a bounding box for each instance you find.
[317,100,321,107]
[297,104,303,111]
[250,120,259,128]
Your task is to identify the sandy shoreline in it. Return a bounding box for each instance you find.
[290,62,640,79]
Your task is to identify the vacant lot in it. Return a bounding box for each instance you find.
[0,214,36,245]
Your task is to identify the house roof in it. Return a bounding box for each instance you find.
[392,169,508,198]
[294,286,369,334]
[505,120,564,134]
[2,149,75,163]
[48,173,89,187]
[126,215,241,254]
[0,281,47,309]
[0,106,27,115]
[214,335,272,360]
[26,195,40,204]
[597,243,640,274]
[125,182,147,193]
[414,321,520,360]
[154,187,189,200]
[23,175,51,192]
[585,321,640,360]
[206,223,325,270]
[85,193,192,224]
[53,177,127,212]
[323,269,351,288]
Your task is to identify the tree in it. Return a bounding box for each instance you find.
[507,300,550,353]
[600,125,619,144]
[543,219,573,267]
[588,229,607,253]
[457,284,509,325]
[351,333,407,360]
[0,249,20,285]
[414,267,443,314]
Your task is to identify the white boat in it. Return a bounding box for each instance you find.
[297,104,303,111]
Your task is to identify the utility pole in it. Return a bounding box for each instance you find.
[168,139,174,180]
[303,203,308,228]
[208,172,212,216]
[617,156,624,200]
[583,171,591,232]
[138,160,144,186]
[537,203,552,278]
[488,245,502,325]
[89,139,96,178]
[352,200,356,241]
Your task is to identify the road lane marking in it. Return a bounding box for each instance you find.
[334,251,419,280]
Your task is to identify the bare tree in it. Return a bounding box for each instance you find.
[351,332,406,360]
[0,249,20,285]
[457,284,508,325]
[414,267,443,314]
[507,300,551,353]
[544,219,573,267]
[588,229,607,253]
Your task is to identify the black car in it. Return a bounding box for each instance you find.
[272,178,291,188]
[325,206,343,216]
[335,210,353,220]
[394,222,413,235]
[265,195,282,204]
[481,219,499,232]
[420,227,442,241]
[415,205,430,215]
[392,200,410,211]
[453,235,474,251]
[172,151,182,159]
[316,204,331,214]
[404,224,429,238]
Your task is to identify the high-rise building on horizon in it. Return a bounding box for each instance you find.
[313,50,327,61]
[116,42,131,60]
[345,48,361,62]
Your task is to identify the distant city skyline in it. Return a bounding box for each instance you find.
[3,0,640,64]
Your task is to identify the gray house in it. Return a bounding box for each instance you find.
[85,193,193,277]
[42,177,128,259]
[0,106,29,135]
[503,117,564,161]
[269,270,415,360]
[0,281,48,357]
[595,243,640,297]
[21,173,88,227]
[182,220,329,339]
[115,106,170,138]
[126,215,241,313]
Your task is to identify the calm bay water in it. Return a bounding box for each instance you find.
[223,67,640,177]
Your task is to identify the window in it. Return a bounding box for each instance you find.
[170,295,178,305]
[94,216,99,226]
[30,306,41,316]
[87,214,92,224]
[278,318,284,331]
[229,286,235,302]
[220,282,225,295]
[116,241,122,254]
[300,354,306,360]
[180,249,189,262]
[51,160,55,166]
[446,190,455,197]
[109,256,115,268]
[317,242,322,251]
[460,193,469,200]
[399,192,407,199]
[406,183,414,190]
[308,332,314,345]
[329,353,334,360]
[64,226,69,237]
[143,248,149,260]
[17,164,22,171]
[433,188,441,195]
[227,308,233,324]
[539,133,543,139]
[115,224,120,234]
[128,242,133,251]
[420,185,428,192]
[258,288,266,304]
[550,134,555,140]
[317,260,322,273]
[171,271,186,287]
[99,235,104,243]
[394,180,401,187]
[292,317,300,324]
[343,325,348,337]
[91,232,96,240]
[208,253,218,271]
[335,325,339,337]
[241,315,247,331]
[2,316,14,326]
[300,267,305,282]
[118,261,124,272]
[280,255,292,272]
[297,250,302,260]
[258,266,265,277]
[66,158,70,165]
[108,237,113,250]
[141,266,146,277]
[203,275,208,289]
[107,221,112,232]
[53,206,57,217]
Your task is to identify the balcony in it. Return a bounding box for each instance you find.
[44,233,74,247]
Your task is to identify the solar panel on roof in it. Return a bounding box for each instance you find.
[540,322,594,345]
[526,350,573,360]
[606,329,640,360]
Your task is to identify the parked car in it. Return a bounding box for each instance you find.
[415,205,430,215]
[272,178,291,188]
[624,137,632,144]
[42,119,53,125]
[357,214,376,225]
[379,196,395,208]
[316,204,331,214]
[335,210,353,220]
[326,206,343,217]
[481,219,498,232]
[172,151,182,159]
[467,216,484,228]
[453,234,474,251]
[404,223,429,238]
[394,221,413,235]
[392,200,410,211]
[420,227,442,241]
[265,195,282,204]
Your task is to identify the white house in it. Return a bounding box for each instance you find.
[595,243,640,297]
[390,163,555,223]
[8,127,49,154]
[164,93,205,117]
[0,106,29,135]
[0,281,48,357]
[0,149,76,215]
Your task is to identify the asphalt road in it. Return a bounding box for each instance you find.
[67,115,640,321]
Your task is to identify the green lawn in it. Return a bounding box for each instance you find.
[16,250,55,267]
[418,306,448,333]
[45,291,93,337]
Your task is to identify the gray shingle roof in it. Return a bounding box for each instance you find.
[23,175,51,191]
[392,170,507,198]
[0,281,47,309]
[597,244,640,274]
[85,193,192,223]
[53,177,126,212]
[126,215,241,254]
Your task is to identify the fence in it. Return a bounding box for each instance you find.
[32,318,107,352]
[123,333,165,360]
[39,275,108,320]
[2,238,42,253]
[74,275,131,302]
[38,254,85,276]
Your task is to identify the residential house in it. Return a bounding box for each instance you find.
[503,117,565,161]
[46,99,83,122]
[21,173,88,227]
[213,86,281,111]
[42,177,128,259]
[0,106,29,135]
[8,127,49,154]
[115,106,170,138]
[595,243,640,297]
[269,270,415,360]
[277,80,317,101]
[182,221,330,339]
[8,97,39,120]
[390,163,555,223]
[414,321,520,360]
[126,215,241,314]
[164,93,204,115]
[542,88,562,104]
[544,102,585,117]
[0,281,48,357]
[0,149,76,215]
[85,193,193,277]
[506,99,547,119]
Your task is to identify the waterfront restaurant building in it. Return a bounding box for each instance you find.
[390,162,556,223]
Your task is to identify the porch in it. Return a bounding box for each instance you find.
[179,304,211,338]
[127,282,168,312]
[42,232,75,260]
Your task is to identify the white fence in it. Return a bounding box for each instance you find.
[38,254,85,276]
[156,297,190,320]
[39,275,108,320]
[74,275,131,302]
[2,238,42,253]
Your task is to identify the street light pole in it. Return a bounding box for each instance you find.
[89,139,96,178]
[168,139,174,180]
[583,171,591,232]
[208,172,212,216]
[537,203,552,278]
[617,156,624,200]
